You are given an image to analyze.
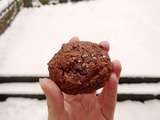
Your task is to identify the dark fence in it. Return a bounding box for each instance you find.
[0,76,160,83]
[0,93,160,102]
[0,76,160,102]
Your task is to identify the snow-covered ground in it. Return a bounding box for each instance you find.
[0,98,160,120]
[1,0,160,77]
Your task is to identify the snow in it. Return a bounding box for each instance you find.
[0,0,14,12]
[98,82,160,95]
[32,0,42,7]
[0,98,160,120]
[0,83,43,94]
[0,0,160,77]
[115,100,160,120]
[0,82,160,94]
[117,83,160,95]
[0,98,47,120]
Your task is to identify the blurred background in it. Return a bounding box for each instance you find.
[0,0,160,120]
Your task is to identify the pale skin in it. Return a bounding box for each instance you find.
[40,37,122,120]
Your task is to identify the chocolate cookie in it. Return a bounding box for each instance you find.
[48,41,112,94]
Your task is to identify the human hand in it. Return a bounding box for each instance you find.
[40,37,121,120]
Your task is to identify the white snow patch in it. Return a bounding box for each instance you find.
[0,98,160,120]
[0,98,47,120]
[115,100,160,120]
[97,82,160,95]
[32,0,42,7]
[118,83,160,95]
[0,82,160,94]
[0,83,43,94]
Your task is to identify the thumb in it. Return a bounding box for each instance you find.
[39,78,64,119]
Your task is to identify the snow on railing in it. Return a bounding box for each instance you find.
[0,0,15,20]
[0,0,22,34]
[0,82,160,101]
[0,0,15,13]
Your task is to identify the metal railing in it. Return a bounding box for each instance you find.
[0,0,22,34]
[0,76,160,102]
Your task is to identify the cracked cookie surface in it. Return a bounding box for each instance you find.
[48,41,112,94]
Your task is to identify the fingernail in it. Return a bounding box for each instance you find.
[39,78,46,86]
[70,36,80,42]
[110,73,117,81]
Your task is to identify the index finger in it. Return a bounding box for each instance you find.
[39,78,64,118]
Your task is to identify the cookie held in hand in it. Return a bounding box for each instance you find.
[48,41,112,94]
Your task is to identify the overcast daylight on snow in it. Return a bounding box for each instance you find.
[0,0,160,120]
